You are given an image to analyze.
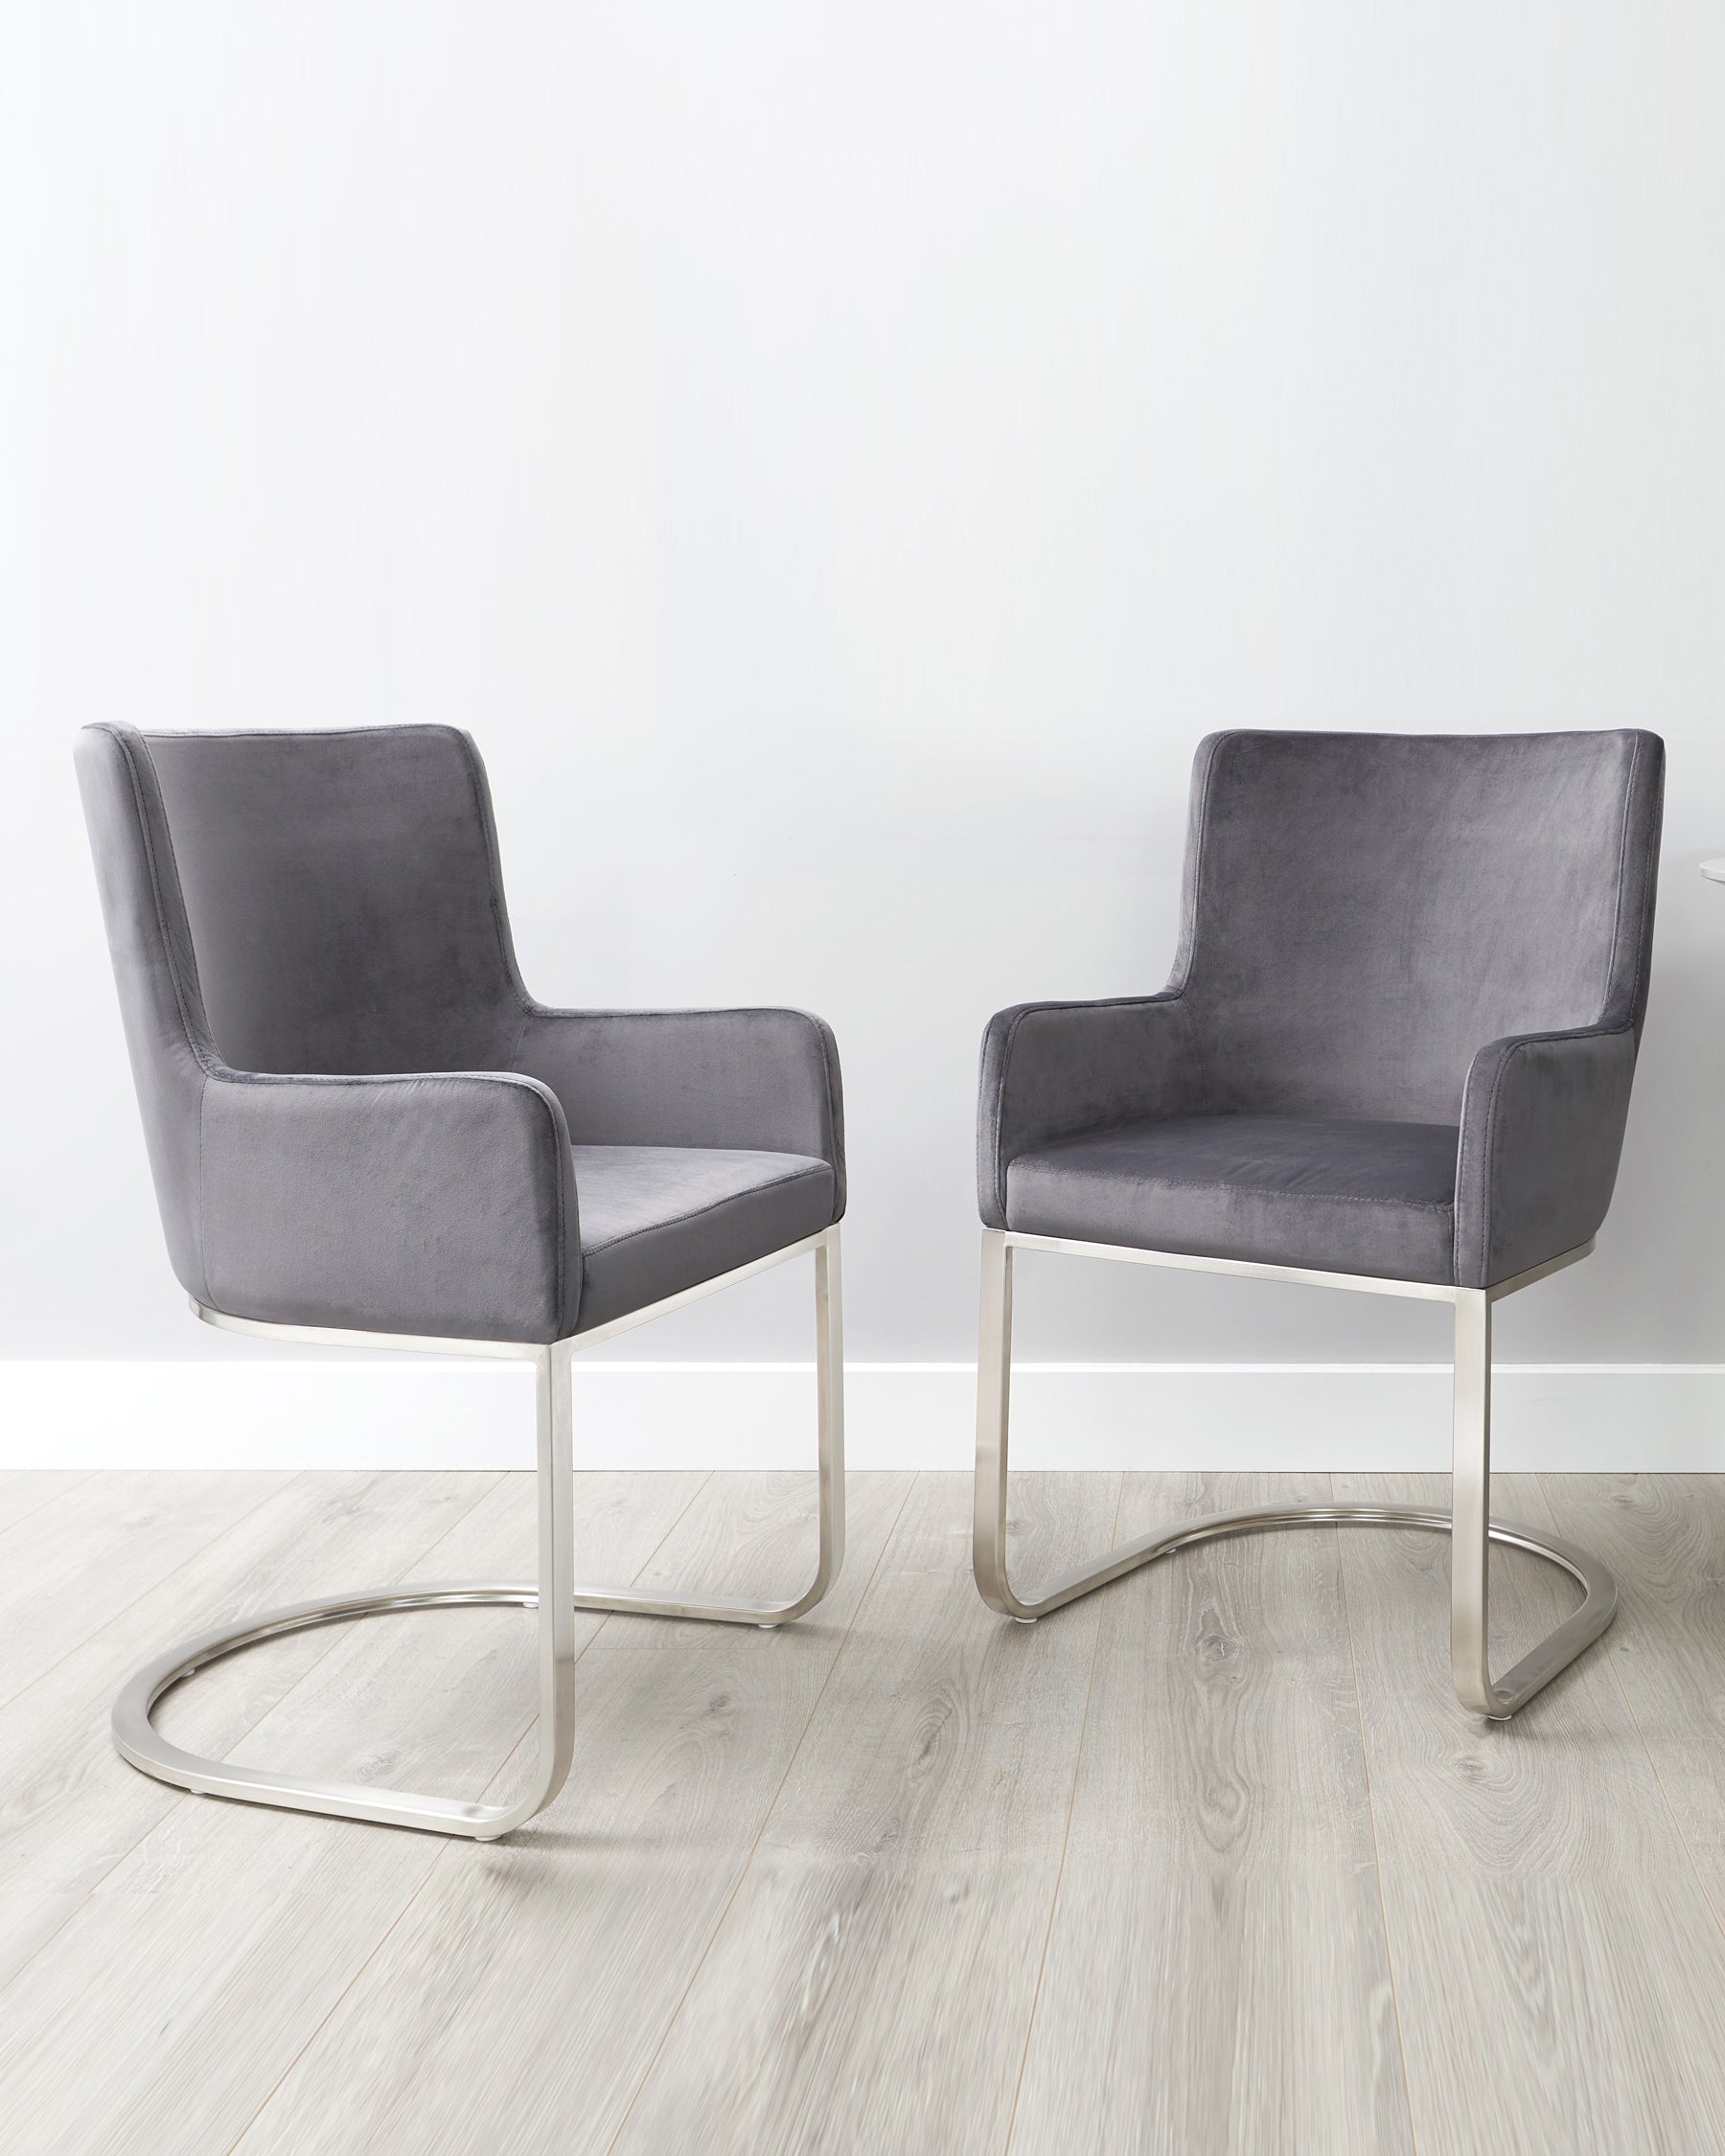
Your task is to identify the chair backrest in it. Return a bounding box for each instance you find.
[76,723,530,1296]
[84,723,527,1073]
[1172,730,1664,1126]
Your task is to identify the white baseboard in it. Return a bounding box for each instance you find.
[3,1361,1723,1472]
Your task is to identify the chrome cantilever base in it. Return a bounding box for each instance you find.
[112,1226,844,1840]
[974,1227,1617,1720]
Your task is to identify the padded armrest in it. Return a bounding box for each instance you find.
[978,995,1198,1228]
[515,1006,846,1215]
[199,1068,579,1343]
[1453,1026,1639,1289]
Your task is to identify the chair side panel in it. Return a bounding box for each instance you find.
[75,725,213,1303]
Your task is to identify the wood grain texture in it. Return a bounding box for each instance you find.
[231,1469,912,2156]
[0,1468,498,1989]
[0,1469,706,2156]
[0,1472,92,1539]
[1334,1471,1725,2156]
[13,1469,1725,2156]
[0,1469,295,1709]
[1010,1474,1414,2156]
[611,1471,1121,2156]
[1538,1474,1725,1896]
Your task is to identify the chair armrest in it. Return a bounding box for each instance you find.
[199,1068,578,1343]
[1454,1026,1639,1288]
[978,995,1198,1228]
[515,1007,845,1214]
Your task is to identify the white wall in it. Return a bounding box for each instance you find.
[9,5,1725,1462]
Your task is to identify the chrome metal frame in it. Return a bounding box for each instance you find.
[973,1227,1616,1718]
[112,1224,844,1838]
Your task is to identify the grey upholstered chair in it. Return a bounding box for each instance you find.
[77,722,846,1837]
[975,729,1663,1718]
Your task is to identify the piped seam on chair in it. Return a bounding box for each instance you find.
[1009,1168,1454,1214]
[576,1160,833,1256]
[1600,730,1640,1032]
[139,723,462,741]
[105,726,222,1306]
[1170,731,1229,1125]
[1462,1038,1521,1286]
[196,1073,210,1312]
[448,725,538,1035]
[108,728,218,1078]
[1621,733,1663,1038]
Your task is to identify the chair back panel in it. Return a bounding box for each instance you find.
[1176,730,1663,1124]
[140,726,526,1076]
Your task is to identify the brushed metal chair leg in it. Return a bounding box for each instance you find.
[568,1227,846,1627]
[971,1228,1617,1717]
[1449,1287,1616,1717]
[111,1339,579,1841]
[113,1229,846,1836]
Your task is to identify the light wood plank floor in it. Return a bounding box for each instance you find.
[5,1469,1725,2155]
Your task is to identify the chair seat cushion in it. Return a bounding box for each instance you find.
[571,1145,836,1331]
[1003,1114,1460,1285]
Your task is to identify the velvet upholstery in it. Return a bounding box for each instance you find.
[981,730,1663,1288]
[1005,1115,1460,1284]
[518,1009,845,1214]
[570,1147,835,1333]
[77,723,845,1343]
[143,726,530,1077]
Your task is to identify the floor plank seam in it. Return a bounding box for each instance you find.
[0,1472,99,1544]
[0,1470,506,2017]
[1330,1473,1423,2156]
[1001,1473,1125,2156]
[438,1466,720,1812]
[31,1471,1725,2155]
[0,1470,310,1719]
[602,1470,920,2156]
[208,1469,514,1771]
[219,1467,718,2156]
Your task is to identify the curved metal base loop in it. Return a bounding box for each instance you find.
[975,1502,1618,1720]
[113,1583,553,1839]
[973,1227,1619,1723]
[113,1226,846,1841]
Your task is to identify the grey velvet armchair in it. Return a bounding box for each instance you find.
[975,728,1663,1718]
[78,722,846,1838]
